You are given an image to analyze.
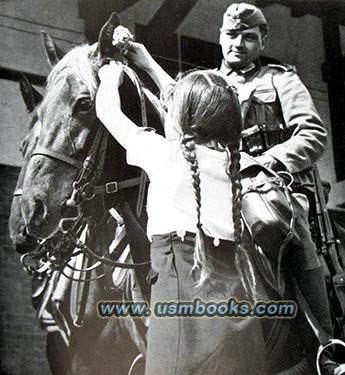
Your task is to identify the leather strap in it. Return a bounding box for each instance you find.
[241,124,284,138]
[71,233,150,269]
[32,147,83,169]
[93,176,141,195]
[122,66,149,217]
[94,128,109,181]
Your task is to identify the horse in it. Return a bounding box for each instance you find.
[19,13,163,375]
[8,74,71,375]
[9,74,148,375]
[19,12,327,375]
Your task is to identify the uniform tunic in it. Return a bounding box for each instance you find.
[220,60,327,271]
[220,60,327,190]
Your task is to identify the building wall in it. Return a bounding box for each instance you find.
[0,0,85,167]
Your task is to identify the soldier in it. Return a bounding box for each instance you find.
[217,4,341,373]
[125,4,343,372]
[218,3,326,176]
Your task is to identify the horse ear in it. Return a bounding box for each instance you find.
[97,12,121,59]
[41,31,66,67]
[19,73,43,112]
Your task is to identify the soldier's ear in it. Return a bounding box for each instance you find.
[260,33,267,51]
[219,30,224,46]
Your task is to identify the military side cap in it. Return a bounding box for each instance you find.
[221,3,267,31]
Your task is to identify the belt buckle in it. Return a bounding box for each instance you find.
[105,181,118,194]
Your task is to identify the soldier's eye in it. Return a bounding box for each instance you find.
[222,31,238,39]
[228,32,238,39]
[245,34,258,41]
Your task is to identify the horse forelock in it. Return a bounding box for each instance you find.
[46,44,99,100]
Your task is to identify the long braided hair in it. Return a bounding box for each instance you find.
[180,132,209,284]
[227,144,258,300]
[168,70,258,290]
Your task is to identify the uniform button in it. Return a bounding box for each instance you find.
[213,238,220,247]
[176,229,186,241]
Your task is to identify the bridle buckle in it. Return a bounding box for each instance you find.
[105,181,118,194]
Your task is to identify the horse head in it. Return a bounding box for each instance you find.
[21,13,161,241]
[9,74,43,253]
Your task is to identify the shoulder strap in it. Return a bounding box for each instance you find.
[267,63,297,73]
[240,152,276,177]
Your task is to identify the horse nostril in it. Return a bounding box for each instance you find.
[33,199,46,226]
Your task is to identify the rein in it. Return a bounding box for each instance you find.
[64,230,150,269]
[122,65,149,217]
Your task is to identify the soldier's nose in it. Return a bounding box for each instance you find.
[233,35,244,47]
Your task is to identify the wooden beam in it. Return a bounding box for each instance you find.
[0,66,46,86]
[321,16,345,181]
[146,0,198,35]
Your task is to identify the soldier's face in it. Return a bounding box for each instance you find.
[219,26,266,69]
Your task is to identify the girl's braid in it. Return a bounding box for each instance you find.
[180,133,210,285]
[181,135,201,225]
[228,145,259,301]
[229,145,243,247]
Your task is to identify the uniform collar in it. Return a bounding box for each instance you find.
[220,59,261,77]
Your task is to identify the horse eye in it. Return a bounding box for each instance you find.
[75,98,92,114]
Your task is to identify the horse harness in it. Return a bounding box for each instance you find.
[26,66,152,274]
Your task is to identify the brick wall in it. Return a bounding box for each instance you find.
[0,164,50,375]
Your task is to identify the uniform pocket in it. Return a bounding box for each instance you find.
[254,88,277,103]
[149,234,175,285]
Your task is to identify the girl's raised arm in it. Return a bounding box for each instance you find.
[96,61,138,149]
[127,42,175,90]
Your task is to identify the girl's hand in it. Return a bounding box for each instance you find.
[96,61,123,123]
[126,42,154,71]
[98,61,124,87]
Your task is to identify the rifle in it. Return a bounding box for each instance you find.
[313,166,345,339]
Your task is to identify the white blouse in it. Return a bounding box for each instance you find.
[126,129,235,241]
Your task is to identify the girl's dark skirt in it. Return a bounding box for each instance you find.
[145,232,268,375]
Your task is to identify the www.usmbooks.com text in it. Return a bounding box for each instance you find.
[97,298,297,318]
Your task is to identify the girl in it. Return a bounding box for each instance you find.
[96,62,268,374]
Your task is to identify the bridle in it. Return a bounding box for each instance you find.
[31,147,83,170]
[23,65,153,277]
